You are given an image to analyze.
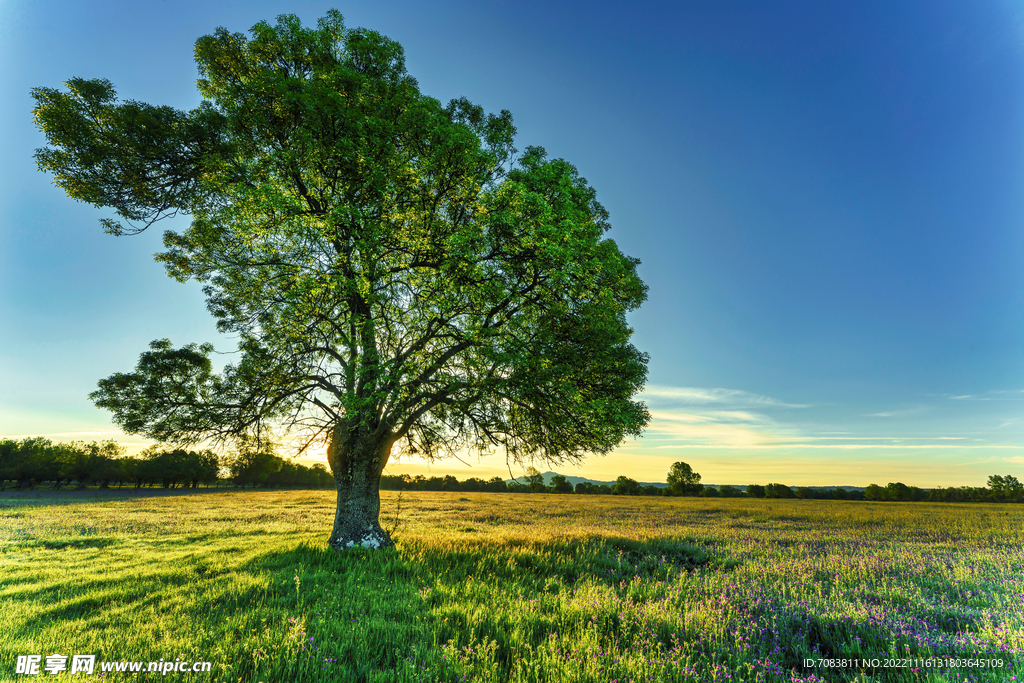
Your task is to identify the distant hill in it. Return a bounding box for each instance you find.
[505,471,667,488]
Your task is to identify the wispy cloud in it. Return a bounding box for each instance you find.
[653,443,999,450]
[630,384,1024,455]
[645,409,795,448]
[865,406,929,418]
[641,385,809,409]
[946,389,1024,402]
[787,436,966,441]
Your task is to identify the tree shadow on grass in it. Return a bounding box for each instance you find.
[243,533,737,592]
[403,535,733,589]
[16,537,118,550]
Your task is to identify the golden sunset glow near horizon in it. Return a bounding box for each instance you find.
[5,382,1022,488]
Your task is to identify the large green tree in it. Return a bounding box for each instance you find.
[32,11,649,550]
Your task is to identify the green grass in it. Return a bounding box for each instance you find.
[1,490,1022,682]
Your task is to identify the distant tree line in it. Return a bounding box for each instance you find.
[743,483,867,500]
[3,443,1020,502]
[0,437,333,490]
[380,474,510,492]
[861,476,1023,503]
[379,471,869,499]
[381,463,1023,503]
[379,471,669,496]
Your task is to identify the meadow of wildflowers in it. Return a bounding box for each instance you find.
[1,490,1021,682]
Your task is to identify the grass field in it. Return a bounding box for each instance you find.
[1,490,1022,682]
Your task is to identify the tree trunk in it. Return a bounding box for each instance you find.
[326,423,395,551]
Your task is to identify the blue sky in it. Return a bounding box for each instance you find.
[2,0,1023,486]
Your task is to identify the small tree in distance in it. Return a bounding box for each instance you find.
[987,475,1024,503]
[613,475,641,496]
[667,461,703,496]
[549,474,573,493]
[746,484,766,498]
[764,483,794,499]
[524,467,547,493]
[226,438,283,489]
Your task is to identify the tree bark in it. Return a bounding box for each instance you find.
[326,423,395,551]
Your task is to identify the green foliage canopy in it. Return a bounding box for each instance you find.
[33,11,650,469]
